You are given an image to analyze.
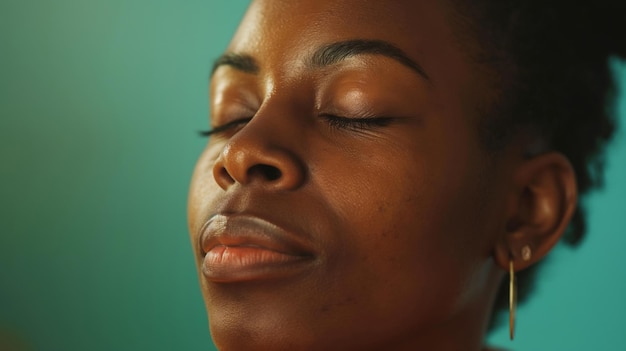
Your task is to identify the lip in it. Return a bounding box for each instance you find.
[200,214,316,283]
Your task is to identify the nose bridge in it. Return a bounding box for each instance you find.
[212,97,308,191]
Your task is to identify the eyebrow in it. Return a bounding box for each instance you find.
[211,39,429,80]
[309,39,429,80]
[211,53,259,75]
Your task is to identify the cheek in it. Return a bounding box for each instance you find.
[317,139,485,251]
[311,135,492,316]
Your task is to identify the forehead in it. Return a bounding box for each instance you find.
[228,0,457,70]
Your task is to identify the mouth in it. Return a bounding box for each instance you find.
[200,214,316,283]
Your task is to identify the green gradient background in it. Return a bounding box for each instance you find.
[1,1,624,350]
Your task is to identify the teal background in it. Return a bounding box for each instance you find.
[0,1,624,350]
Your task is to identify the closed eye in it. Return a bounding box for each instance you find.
[321,114,394,131]
[199,117,252,137]
[199,114,394,137]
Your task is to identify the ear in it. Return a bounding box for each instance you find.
[494,152,578,271]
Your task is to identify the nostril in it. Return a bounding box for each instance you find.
[265,167,282,181]
[248,164,282,182]
[219,167,234,183]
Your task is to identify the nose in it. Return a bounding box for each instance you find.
[212,123,306,191]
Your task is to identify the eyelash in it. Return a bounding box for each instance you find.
[321,114,393,131]
[199,118,252,137]
[199,115,393,137]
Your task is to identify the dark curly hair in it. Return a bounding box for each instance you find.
[446,0,626,329]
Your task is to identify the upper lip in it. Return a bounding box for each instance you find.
[200,214,316,258]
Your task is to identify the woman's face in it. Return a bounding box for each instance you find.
[188,0,509,349]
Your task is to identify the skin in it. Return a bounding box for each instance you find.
[188,0,578,350]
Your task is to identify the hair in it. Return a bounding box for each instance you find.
[447,0,626,330]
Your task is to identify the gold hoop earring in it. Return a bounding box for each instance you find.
[509,259,517,340]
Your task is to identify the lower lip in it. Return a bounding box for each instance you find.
[203,245,313,283]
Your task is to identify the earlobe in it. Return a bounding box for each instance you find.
[494,152,578,272]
